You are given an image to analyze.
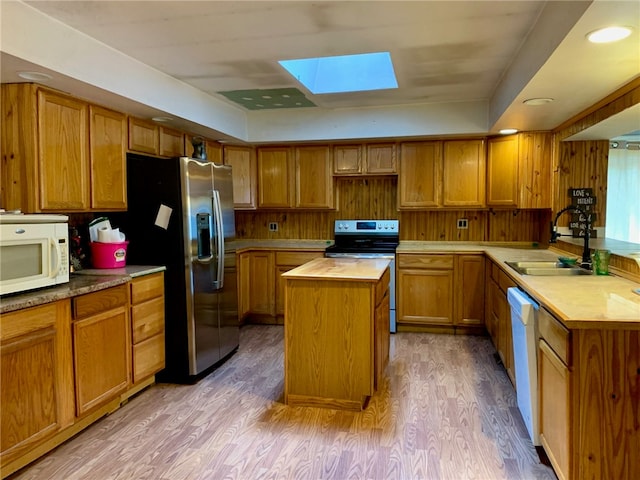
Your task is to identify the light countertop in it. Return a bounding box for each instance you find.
[397,241,640,329]
[282,257,390,282]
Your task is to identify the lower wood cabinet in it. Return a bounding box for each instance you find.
[538,309,571,480]
[284,263,390,410]
[396,253,484,332]
[239,249,324,323]
[72,284,131,416]
[130,273,165,383]
[485,259,516,384]
[275,251,325,315]
[0,274,166,478]
[239,250,275,319]
[0,301,74,471]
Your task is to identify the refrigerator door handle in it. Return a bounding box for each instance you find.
[212,189,225,289]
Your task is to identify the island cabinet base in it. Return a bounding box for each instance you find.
[283,258,390,411]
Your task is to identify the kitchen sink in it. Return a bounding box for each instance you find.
[505,261,592,276]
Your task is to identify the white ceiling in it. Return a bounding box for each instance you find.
[1,0,639,143]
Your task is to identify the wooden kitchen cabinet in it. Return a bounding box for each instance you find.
[454,254,485,327]
[128,116,159,155]
[0,301,74,472]
[185,134,222,163]
[294,145,334,208]
[38,89,90,211]
[223,145,257,209]
[284,261,390,410]
[536,305,640,480]
[486,132,552,208]
[366,143,397,174]
[398,141,442,208]
[538,307,571,480]
[333,142,396,175]
[238,250,275,319]
[397,254,454,327]
[128,118,184,158]
[485,260,516,384]
[72,284,130,417]
[275,251,325,315]
[442,139,485,207]
[333,144,363,174]
[397,253,484,332]
[90,105,127,210]
[257,146,294,208]
[1,84,127,212]
[487,135,519,207]
[159,126,185,158]
[130,272,165,383]
[257,145,334,209]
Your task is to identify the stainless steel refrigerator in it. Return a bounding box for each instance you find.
[122,153,239,383]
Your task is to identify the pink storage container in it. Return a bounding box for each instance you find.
[90,241,129,269]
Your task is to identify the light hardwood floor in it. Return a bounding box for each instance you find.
[11,326,556,480]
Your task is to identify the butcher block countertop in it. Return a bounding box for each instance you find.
[282,257,390,282]
[398,241,640,330]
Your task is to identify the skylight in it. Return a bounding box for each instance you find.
[279,52,398,94]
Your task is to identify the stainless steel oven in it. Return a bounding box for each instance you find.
[324,220,399,332]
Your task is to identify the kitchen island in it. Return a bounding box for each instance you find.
[282,257,390,410]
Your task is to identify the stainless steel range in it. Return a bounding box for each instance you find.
[325,220,399,332]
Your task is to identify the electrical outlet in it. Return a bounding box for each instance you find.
[457,218,469,229]
[268,222,278,232]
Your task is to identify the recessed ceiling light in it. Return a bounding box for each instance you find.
[523,97,554,106]
[499,128,518,135]
[18,71,53,81]
[587,26,632,43]
[151,116,173,122]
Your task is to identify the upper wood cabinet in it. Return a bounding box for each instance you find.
[333,144,363,174]
[487,132,552,208]
[398,141,442,208]
[128,117,159,155]
[257,145,334,209]
[223,145,257,209]
[333,142,397,175]
[366,143,397,174]
[294,145,334,209]
[0,84,127,212]
[257,146,294,208]
[128,118,185,158]
[518,132,552,208]
[38,89,90,211]
[442,139,486,207]
[487,135,519,207]
[90,105,127,210]
[159,126,185,158]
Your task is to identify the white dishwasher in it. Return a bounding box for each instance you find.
[507,287,540,446]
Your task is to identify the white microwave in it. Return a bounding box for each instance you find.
[0,214,70,296]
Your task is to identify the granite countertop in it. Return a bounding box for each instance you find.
[397,241,640,329]
[282,257,390,282]
[0,265,165,314]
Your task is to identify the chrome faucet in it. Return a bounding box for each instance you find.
[550,205,592,268]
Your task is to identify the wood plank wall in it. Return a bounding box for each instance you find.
[236,176,549,242]
[551,78,640,230]
[553,140,609,229]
